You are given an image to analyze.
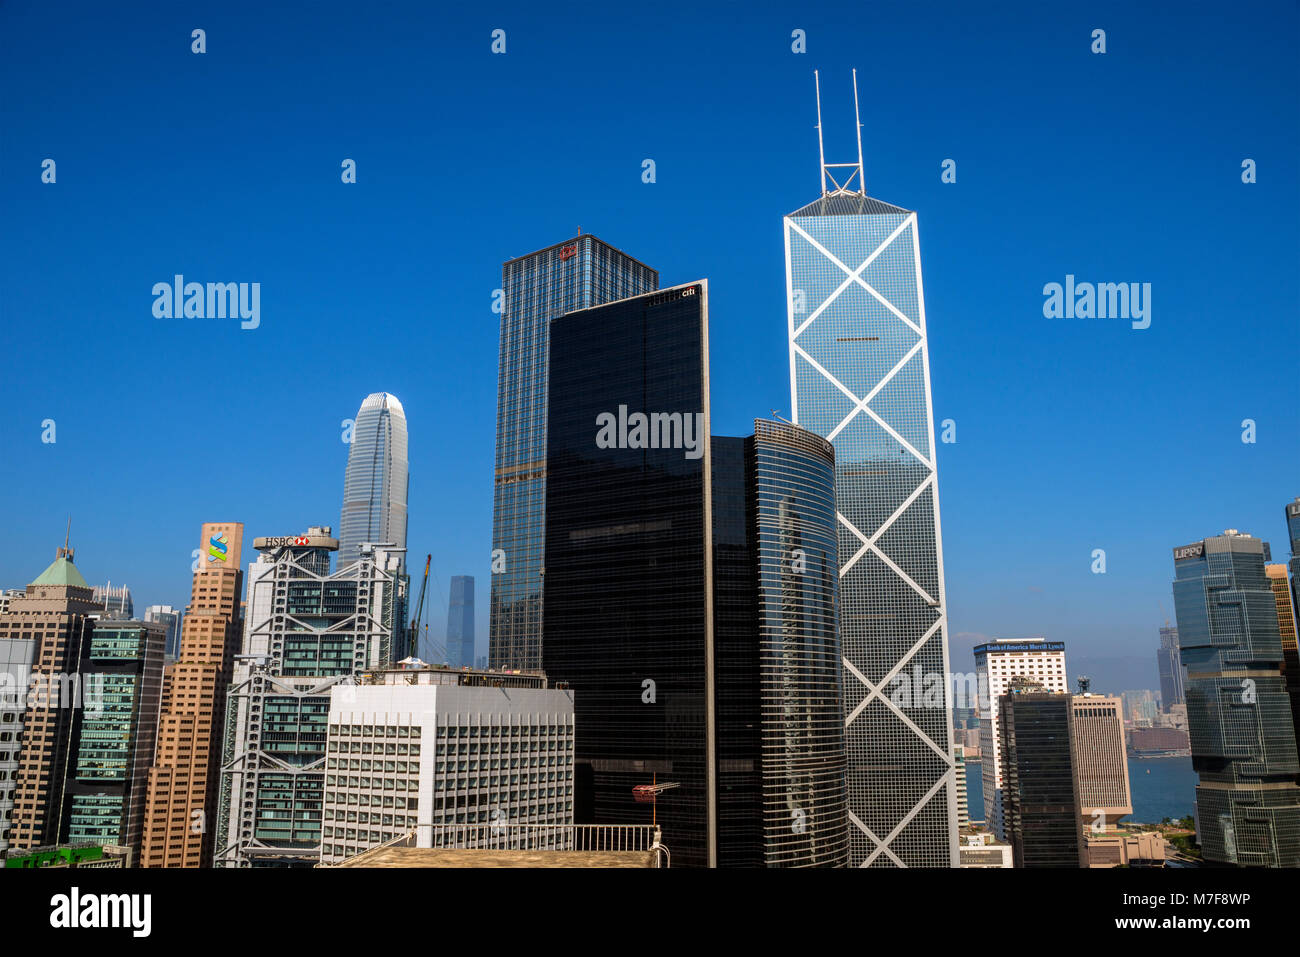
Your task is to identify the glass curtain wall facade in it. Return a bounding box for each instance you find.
[1172,531,1300,867]
[711,436,762,866]
[999,691,1084,868]
[784,190,956,867]
[749,420,849,866]
[543,282,713,866]
[64,622,165,856]
[1285,499,1300,722]
[339,392,409,570]
[490,235,658,672]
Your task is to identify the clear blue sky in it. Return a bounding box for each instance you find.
[2,1,1296,690]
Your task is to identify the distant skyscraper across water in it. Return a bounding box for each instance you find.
[445,575,475,669]
[975,637,1068,841]
[489,234,658,672]
[783,69,956,867]
[339,392,409,570]
[1156,625,1185,712]
[1172,529,1300,867]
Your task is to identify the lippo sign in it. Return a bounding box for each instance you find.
[1173,542,1205,561]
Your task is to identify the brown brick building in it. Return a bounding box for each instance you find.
[140,522,244,868]
[5,542,103,850]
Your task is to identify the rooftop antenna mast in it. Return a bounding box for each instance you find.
[814,68,866,197]
[815,69,827,195]
[57,516,73,561]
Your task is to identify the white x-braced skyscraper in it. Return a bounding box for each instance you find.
[783,70,957,867]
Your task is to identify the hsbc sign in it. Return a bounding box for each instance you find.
[255,535,333,549]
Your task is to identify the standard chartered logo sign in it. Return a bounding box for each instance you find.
[207,532,230,564]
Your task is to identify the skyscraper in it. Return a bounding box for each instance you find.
[216,528,406,867]
[745,420,849,867]
[1287,498,1300,627]
[445,575,475,669]
[339,392,409,570]
[0,628,36,855]
[1156,625,1185,711]
[143,604,184,660]
[62,619,165,857]
[999,688,1085,868]
[953,745,969,830]
[141,523,244,868]
[543,282,848,867]
[489,235,658,672]
[543,281,714,866]
[974,638,1068,841]
[1173,530,1300,867]
[1070,694,1132,841]
[6,540,104,851]
[783,69,956,866]
[1265,563,1300,734]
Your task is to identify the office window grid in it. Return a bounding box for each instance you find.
[752,421,850,867]
[490,236,658,672]
[1173,533,1300,866]
[319,712,574,863]
[785,197,954,867]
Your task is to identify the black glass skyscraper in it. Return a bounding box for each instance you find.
[543,282,848,867]
[544,281,714,865]
[1173,529,1300,867]
[998,689,1084,868]
[489,235,658,673]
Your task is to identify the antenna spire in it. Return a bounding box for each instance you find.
[57,516,74,562]
[853,68,865,194]
[814,70,827,196]
[814,70,867,197]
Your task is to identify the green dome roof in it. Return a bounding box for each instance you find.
[32,555,89,589]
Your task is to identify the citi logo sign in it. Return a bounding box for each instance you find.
[152,275,260,330]
[595,405,705,460]
[50,887,151,938]
[208,532,230,563]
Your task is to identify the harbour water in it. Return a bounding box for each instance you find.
[963,755,1197,826]
[1126,755,1197,824]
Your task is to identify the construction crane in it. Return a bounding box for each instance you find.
[409,554,431,661]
